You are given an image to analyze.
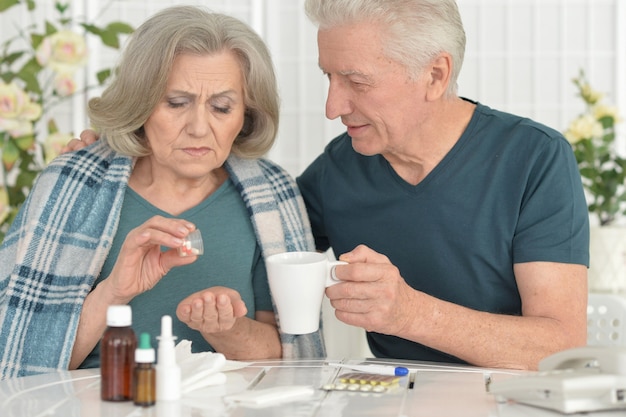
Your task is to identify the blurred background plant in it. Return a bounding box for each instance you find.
[565,70,625,226]
[0,0,133,242]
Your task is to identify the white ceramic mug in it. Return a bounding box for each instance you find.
[266,251,346,334]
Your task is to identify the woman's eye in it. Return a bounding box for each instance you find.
[213,105,232,114]
[167,100,186,109]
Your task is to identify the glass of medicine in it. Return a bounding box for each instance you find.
[178,229,204,257]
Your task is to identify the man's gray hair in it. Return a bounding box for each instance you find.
[304,0,466,97]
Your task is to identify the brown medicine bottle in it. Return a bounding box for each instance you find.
[133,332,156,406]
[100,305,137,401]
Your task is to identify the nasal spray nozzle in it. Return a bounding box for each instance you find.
[156,315,181,400]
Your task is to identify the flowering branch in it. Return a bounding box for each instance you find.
[564,70,626,226]
[0,1,133,242]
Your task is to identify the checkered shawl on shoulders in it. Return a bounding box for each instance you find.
[0,140,324,379]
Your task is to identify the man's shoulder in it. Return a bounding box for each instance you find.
[475,102,563,140]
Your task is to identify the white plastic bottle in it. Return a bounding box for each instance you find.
[156,315,181,401]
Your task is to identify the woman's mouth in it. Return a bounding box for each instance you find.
[183,147,211,156]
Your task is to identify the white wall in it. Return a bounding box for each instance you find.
[1,0,624,359]
[2,0,622,175]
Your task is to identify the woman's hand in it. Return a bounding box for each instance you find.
[70,215,197,368]
[100,215,198,304]
[176,286,248,334]
[176,288,281,360]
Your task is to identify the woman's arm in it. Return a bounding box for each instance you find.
[69,216,198,369]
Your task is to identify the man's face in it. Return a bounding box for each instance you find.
[317,21,428,157]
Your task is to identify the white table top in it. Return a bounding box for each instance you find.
[0,358,623,416]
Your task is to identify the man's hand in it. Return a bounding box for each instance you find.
[60,129,100,153]
[326,244,416,335]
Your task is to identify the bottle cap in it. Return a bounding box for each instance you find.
[106,305,132,327]
[178,229,204,257]
[135,332,155,363]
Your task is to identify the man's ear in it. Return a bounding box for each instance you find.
[425,53,453,101]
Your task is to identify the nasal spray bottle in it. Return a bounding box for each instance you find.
[156,315,181,401]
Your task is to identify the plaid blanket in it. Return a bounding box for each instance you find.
[0,140,324,379]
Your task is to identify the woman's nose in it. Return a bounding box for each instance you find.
[186,106,210,137]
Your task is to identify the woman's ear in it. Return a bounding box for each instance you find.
[238,109,253,139]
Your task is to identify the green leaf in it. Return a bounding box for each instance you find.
[2,140,19,170]
[44,21,58,36]
[15,168,39,189]
[106,21,134,35]
[47,118,59,134]
[1,50,26,67]
[81,23,102,36]
[16,58,43,95]
[0,71,15,83]
[0,0,20,13]
[30,33,44,49]
[55,2,69,15]
[14,135,35,151]
[82,22,134,49]
[100,30,121,48]
[96,68,112,85]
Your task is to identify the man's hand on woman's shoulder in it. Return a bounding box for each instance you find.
[60,129,100,154]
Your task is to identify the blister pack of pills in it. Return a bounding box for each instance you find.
[320,372,401,394]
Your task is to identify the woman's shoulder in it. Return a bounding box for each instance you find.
[49,139,130,167]
[226,155,295,183]
[37,140,133,190]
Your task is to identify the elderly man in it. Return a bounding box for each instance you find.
[297,0,588,370]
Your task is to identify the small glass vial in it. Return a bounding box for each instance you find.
[100,305,137,401]
[133,332,156,406]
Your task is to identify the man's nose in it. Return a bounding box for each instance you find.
[325,79,352,120]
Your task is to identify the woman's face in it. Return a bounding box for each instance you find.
[143,51,246,182]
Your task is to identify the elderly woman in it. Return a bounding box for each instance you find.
[0,5,323,379]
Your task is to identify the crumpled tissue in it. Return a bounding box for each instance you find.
[175,340,250,394]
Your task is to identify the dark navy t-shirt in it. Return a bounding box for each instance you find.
[297,101,589,364]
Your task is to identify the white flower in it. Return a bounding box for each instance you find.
[44,131,73,163]
[36,30,87,73]
[580,83,604,105]
[564,114,603,144]
[54,72,77,97]
[0,81,42,137]
[593,104,621,123]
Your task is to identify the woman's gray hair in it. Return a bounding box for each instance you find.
[88,5,279,158]
[304,0,466,97]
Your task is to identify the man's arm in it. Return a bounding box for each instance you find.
[328,245,588,370]
[409,261,587,370]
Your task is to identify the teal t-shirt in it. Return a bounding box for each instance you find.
[80,178,272,368]
[297,101,589,364]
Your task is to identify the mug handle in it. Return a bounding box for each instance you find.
[327,260,348,287]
